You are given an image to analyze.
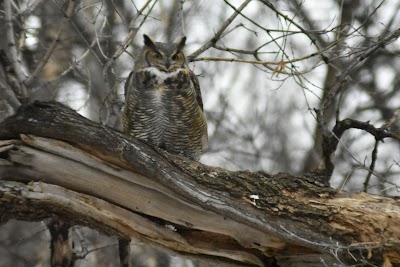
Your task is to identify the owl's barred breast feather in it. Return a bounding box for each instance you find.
[123,67,208,160]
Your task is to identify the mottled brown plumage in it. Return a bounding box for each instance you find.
[123,35,208,160]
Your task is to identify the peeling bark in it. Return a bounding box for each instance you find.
[0,101,399,266]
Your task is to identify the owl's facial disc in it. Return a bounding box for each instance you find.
[143,34,186,72]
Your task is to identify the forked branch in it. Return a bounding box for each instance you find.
[316,109,400,176]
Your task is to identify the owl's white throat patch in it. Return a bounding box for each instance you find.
[144,67,183,83]
[144,67,184,105]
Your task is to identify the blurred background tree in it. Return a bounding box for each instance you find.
[0,0,399,265]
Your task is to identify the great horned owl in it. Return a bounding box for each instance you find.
[123,34,208,160]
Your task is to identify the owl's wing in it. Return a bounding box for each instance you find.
[124,71,136,99]
[189,71,204,111]
[122,71,137,132]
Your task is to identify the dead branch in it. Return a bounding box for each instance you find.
[0,101,399,266]
[317,113,400,176]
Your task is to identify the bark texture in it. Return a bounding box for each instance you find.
[0,101,399,266]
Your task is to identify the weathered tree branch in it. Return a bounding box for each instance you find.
[0,102,399,266]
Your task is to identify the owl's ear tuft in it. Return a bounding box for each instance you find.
[176,36,186,51]
[143,34,158,51]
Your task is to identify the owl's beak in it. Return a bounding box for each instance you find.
[165,60,171,70]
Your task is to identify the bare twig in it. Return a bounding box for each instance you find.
[321,27,400,112]
[24,0,75,87]
[47,15,111,84]
[288,0,328,47]
[194,47,324,66]
[193,26,364,76]
[192,56,280,65]
[258,0,321,52]
[192,56,327,76]
[74,243,117,259]
[71,227,89,259]
[188,0,252,61]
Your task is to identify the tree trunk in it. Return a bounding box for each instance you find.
[0,101,399,266]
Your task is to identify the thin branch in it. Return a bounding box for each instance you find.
[103,0,154,69]
[363,139,379,193]
[193,27,364,76]
[214,44,273,55]
[188,0,252,61]
[192,56,280,65]
[47,16,111,84]
[74,242,117,259]
[258,0,321,52]
[221,0,294,65]
[69,4,106,66]
[4,0,28,98]
[24,0,75,87]
[191,56,324,75]
[288,0,328,47]
[194,46,324,65]
[321,27,400,112]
